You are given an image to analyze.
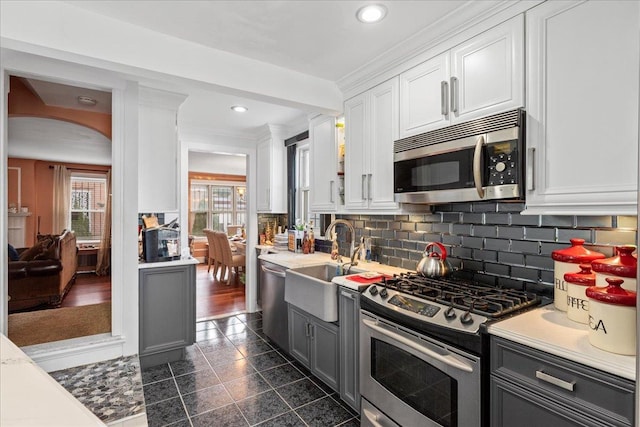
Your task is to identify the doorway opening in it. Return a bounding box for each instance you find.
[6,75,112,346]
[187,151,247,319]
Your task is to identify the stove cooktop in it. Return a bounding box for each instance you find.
[361,273,540,335]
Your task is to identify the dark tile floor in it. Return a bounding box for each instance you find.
[142,312,360,427]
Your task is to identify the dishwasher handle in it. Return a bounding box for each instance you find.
[261,265,286,278]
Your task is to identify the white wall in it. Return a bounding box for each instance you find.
[189,152,246,176]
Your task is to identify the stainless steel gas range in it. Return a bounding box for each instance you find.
[359,273,540,427]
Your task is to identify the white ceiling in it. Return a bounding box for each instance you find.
[66,0,469,82]
[9,1,500,140]
[24,78,112,114]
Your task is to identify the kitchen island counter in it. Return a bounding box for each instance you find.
[488,305,636,381]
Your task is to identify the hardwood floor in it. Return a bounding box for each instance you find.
[60,273,112,307]
[195,263,246,320]
[34,263,243,319]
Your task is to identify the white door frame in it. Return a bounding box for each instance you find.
[1,50,139,371]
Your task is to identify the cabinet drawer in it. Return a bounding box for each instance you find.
[491,337,634,426]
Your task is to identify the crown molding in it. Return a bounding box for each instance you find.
[338,0,542,100]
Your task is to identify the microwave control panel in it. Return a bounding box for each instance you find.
[486,141,518,186]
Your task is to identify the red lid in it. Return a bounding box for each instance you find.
[564,264,595,287]
[586,278,636,307]
[551,239,606,264]
[591,245,637,278]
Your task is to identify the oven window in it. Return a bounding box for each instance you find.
[371,338,458,427]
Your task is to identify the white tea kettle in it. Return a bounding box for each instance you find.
[417,242,452,278]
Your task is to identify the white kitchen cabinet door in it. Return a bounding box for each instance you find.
[344,93,368,210]
[450,15,524,124]
[399,53,450,138]
[309,115,338,212]
[256,129,287,213]
[368,78,399,210]
[524,0,639,215]
[256,137,272,212]
[344,78,400,212]
[138,87,187,213]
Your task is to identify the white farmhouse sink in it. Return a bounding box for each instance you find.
[285,263,364,322]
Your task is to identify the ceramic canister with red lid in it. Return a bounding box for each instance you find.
[586,278,636,355]
[591,245,637,291]
[564,264,595,324]
[551,239,605,312]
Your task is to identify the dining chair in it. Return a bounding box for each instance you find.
[227,225,242,237]
[214,231,245,284]
[203,229,219,276]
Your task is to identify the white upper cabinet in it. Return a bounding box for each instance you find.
[399,54,450,137]
[309,115,338,212]
[138,86,187,213]
[344,77,399,211]
[524,0,639,215]
[256,125,287,213]
[399,15,524,138]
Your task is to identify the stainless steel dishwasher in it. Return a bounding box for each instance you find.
[259,260,289,353]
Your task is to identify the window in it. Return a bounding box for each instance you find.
[190,182,246,236]
[70,174,107,242]
[296,142,320,231]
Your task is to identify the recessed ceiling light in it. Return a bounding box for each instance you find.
[231,105,248,113]
[356,4,387,24]
[77,95,97,106]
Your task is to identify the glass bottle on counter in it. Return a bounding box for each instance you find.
[308,227,315,254]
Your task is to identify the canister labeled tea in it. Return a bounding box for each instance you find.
[586,278,636,355]
[551,239,605,311]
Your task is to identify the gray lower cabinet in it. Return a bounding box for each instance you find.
[288,304,339,391]
[139,263,196,369]
[338,287,360,412]
[490,336,635,427]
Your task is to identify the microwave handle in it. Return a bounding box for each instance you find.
[473,135,486,199]
[527,147,535,191]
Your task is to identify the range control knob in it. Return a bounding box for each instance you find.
[444,306,457,320]
[368,286,379,296]
[495,162,506,173]
[379,288,388,299]
[460,311,474,325]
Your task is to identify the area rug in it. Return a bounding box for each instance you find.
[8,302,111,347]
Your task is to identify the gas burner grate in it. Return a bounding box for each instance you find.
[376,273,539,318]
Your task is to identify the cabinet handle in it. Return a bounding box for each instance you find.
[450,76,458,114]
[526,147,535,191]
[362,174,367,201]
[330,180,335,203]
[341,290,354,299]
[309,324,315,339]
[368,174,372,201]
[305,323,310,338]
[535,370,575,392]
[440,80,449,116]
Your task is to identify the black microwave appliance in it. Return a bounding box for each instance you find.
[142,227,180,262]
[394,108,525,204]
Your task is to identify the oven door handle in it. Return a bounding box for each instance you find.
[473,135,486,199]
[362,407,386,427]
[362,318,473,373]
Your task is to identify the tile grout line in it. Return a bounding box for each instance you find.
[166,362,195,427]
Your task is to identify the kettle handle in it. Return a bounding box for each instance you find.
[425,242,447,261]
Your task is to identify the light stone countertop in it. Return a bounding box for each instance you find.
[138,256,199,269]
[0,334,106,426]
[257,250,409,290]
[487,305,636,381]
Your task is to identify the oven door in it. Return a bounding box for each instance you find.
[360,310,481,427]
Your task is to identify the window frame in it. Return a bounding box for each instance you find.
[189,180,246,236]
[69,172,108,244]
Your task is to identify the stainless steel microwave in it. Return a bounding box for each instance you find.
[394,109,525,204]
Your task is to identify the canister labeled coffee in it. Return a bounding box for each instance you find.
[551,239,605,311]
[564,264,595,324]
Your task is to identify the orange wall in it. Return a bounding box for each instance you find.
[8,158,110,247]
[8,76,112,140]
